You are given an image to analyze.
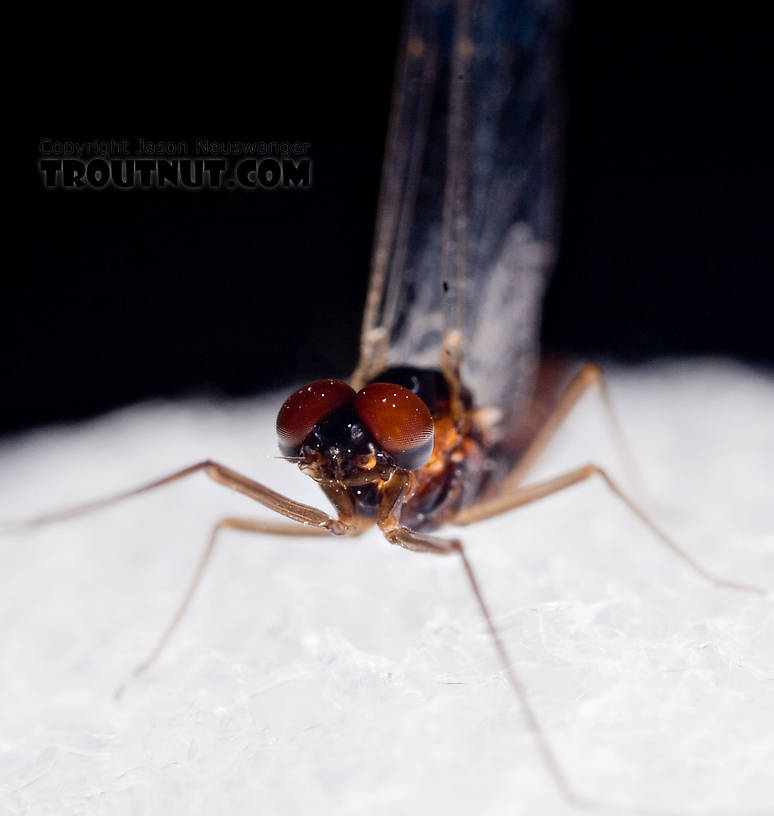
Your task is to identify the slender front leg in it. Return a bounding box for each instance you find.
[0,460,350,536]
[115,517,331,699]
[454,464,766,596]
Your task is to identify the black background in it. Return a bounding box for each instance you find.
[5,3,772,436]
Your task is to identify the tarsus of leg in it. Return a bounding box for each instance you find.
[593,367,646,499]
[0,462,209,532]
[386,526,582,806]
[115,517,329,700]
[453,541,579,807]
[455,464,766,596]
[458,538,771,814]
[388,526,700,816]
[593,465,765,595]
[501,363,644,501]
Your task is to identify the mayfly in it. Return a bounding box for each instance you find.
[3,0,769,813]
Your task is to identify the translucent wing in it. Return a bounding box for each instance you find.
[350,0,444,389]
[354,0,563,446]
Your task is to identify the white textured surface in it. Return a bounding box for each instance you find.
[0,361,772,816]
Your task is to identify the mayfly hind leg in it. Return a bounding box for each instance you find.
[500,361,640,495]
[454,363,766,595]
[455,463,765,595]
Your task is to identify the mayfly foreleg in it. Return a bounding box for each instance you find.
[0,460,351,535]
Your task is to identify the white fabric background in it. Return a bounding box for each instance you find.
[0,361,772,815]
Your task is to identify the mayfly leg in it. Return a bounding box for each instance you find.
[0,460,362,695]
[455,463,766,595]
[381,525,576,801]
[115,517,330,700]
[501,362,642,495]
[455,365,767,595]
[0,460,349,535]
[382,525,693,816]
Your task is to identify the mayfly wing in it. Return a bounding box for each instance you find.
[353,0,563,457]
[350,0,445,388]
[451,0,563,448]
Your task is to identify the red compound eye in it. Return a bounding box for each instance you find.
[276,379,355,455]
[354,383,434,469]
